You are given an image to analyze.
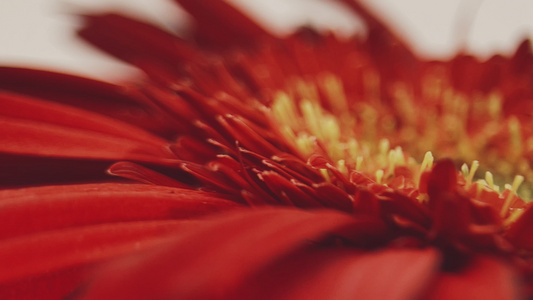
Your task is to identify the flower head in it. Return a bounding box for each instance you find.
[1,0,533,299]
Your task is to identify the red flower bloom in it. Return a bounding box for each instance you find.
[1,0,533,299]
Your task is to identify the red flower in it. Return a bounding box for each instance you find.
[1,0,533,299]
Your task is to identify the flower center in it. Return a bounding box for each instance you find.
[269,71,530,205]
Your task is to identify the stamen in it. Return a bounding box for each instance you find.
[347,138,358,160]
[509,116,523,158]
[487,93,502,119]
[466,160,479,186]
[461,163,469,179]
[356,156,363,171]
[300,100,322,140]
[475,179,485,198]
[387,147,405,176]
[375,169,384,184]
[418,151,434,186]
[394,147,406,165]
[500,175,525,217]
[295,134,315,156]
[321,73,348,113]
[504,208,525,226]
[420,151,434,171]
[485,171,495,190]
[295,78,319,102]
[337,159,348,175]
[320,169,330,181]
[379,138,390,156]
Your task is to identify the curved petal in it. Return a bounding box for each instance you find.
[0,220,197,298]
[108,162,190,188]
[0,115,175,164]
[0,67,179,137]
[0,183,241,239]
[77,208,386,299]
[78,13,200,78]
[174,0,274,47]
[234,248,439,300]
[0,92,168,147]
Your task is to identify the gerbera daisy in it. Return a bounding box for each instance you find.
[1,0,533,299]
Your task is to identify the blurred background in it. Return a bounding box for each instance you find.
[0,0,532,79]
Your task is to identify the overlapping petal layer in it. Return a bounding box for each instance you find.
[1,0,533,299]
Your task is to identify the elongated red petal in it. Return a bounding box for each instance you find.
[0,220,193,283]
[0,67,139,105]
[335,0,419,81]
[0,183,240,239]
[0,92,168,147]
[0,115,174,165]
[0,220,199,299]
[174,0,274,47]
[78,208,385,299]
[78,13,200,76]
[234,248,439,300]
[0,67,179,137]
[0,154,115,187]
[427,159,458,197]
[108,162,190,188]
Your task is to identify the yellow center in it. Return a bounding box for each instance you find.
[269,71,529,209]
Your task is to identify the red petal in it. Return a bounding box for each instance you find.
[313,182,354,212]
[336,0,419,80]
[0,265,88,300]
[0,67,177,137]
[427,159,458,197]
[174,0,274,47]
[506,204,533,250]
[234,248,439,300]
[0,115,174,164]
[108,162,190,188]
[426,256,523,300]
[217,114,281,157]
[429,191,472,241]
[78,13,199,75]
[259,171,323,207]
[0,220,195,284]
[0,67,138,105]
[78,208,384,299]
[0,92,168,147]
[0,183,240,239]
[381,191,431,228]
[0,154,115,187]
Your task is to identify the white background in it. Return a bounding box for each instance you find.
[0,0,532,79]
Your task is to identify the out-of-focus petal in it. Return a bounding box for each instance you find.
[0,115,174,163]
[174,0,274,47]
[0,67,180,137]
[234,248,439,300]
[78,13,201,80]
[0,220,196,299]
[0,92,168,146]
[78,207,385,299]
[506,204,533,250]
[426,256,523,300]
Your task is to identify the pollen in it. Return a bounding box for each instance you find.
[501,174,525,217]
[484,171,498,192]
[268,69,531,204]
[462,160,479,187]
